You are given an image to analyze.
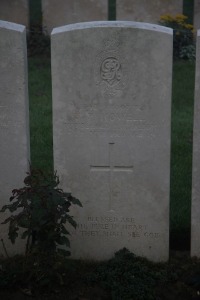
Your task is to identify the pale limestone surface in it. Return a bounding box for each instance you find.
[117,0,183,24]
[0,0,29,28]
[194,0,200,30]
[52,21,173,262]
[42,0,108,34]
[191,30,200,257]
[0,21,30,256]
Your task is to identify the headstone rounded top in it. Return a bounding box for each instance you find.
[0,20,25,32]
[51,21,173,36]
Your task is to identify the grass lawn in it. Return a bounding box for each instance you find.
[28,56,53,171]
[29,0,42,24]
[170,61,195,249]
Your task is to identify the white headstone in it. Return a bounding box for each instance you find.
[0,0,29,28]
[52,21,173,262]
[42,0,108,34]
[0,21,30,255]
[191,30,200,257]
[116,0,183,24]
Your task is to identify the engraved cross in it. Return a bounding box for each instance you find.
[90,143,133,211]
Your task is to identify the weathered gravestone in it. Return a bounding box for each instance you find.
[191,30,200,257]
[116,0,183,24]
[52,21,173,262]
[0,21,30,255]
[42,0,108,34]
[194,0,200,30]
[0,0,29,28]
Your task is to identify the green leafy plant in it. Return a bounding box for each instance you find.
[0,168,82,287]
[159,14,195,60]
[179,44,196,61]
[87,248,172,300]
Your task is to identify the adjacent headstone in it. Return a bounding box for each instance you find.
[116,0,183,24]
[191,30,200,257]
[0,21,30,255]
[42,0,108,34]
[0,0,29,28]
[52,21,173,262]
[194,0,200,30]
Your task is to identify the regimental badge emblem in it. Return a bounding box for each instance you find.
[95,34,129,98]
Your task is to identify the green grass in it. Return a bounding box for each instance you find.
[29,0,42,24]
[28,56,195,249]
[183,0,194,24]
[109,0,116,20]
[28,56,53,172]
[170,61,195,249]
